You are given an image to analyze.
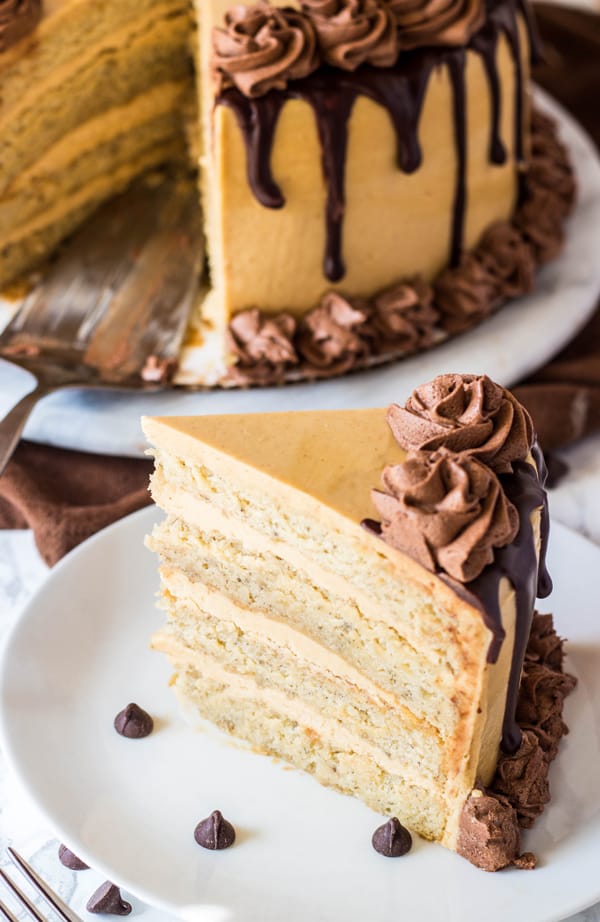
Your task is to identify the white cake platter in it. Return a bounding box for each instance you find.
[1,87,599,459]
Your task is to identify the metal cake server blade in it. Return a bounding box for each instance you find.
[0,172,203,476]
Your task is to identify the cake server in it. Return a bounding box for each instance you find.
[0,172,203,476]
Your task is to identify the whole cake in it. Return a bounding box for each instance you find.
[143,373,576,869]
[0,0,575,385]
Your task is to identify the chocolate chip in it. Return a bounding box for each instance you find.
[113,703,154,739]
[371,817,412,857]
[58,844,88,870]
[86,882,132,915]
[194,810,236,850]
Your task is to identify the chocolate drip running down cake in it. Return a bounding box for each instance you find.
[0,0,575,386]
[143,373,576,870]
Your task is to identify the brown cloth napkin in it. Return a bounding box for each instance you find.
[0,442,152,566]
[0,2,599,567]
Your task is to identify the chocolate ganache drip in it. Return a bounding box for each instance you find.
[216,0,538,281]
[368,374,551,755]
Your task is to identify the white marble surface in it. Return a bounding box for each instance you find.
[0,433,600,921]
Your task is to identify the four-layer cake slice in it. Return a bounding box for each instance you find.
[143,373,575,869]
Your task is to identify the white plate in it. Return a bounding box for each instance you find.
[0,507,599,922]
[1,87,600,458]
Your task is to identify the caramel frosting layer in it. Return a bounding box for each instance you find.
[0,0,41,51]
[387,373,534,474]
[389,0,484,49]
[371,448,519,582]
[301,0,397,70]
[212,2,319,97]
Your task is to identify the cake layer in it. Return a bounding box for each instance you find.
[0,141,183,288]
[165,646,448,841]
[0,1,191,195]
[152,515,481,733]
[0,82,189,238]
[149,464,490,682]
[0,0,193,288]
[153,596,447,783]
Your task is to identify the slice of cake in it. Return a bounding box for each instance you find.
[143,373,575,869]
[0,0,575,386]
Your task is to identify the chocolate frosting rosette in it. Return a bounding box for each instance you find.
[301,0,398,70]
[388,0,485,48]
[387,373,534,473]
[227,308,298,382]
[212,1,319,97]
[371,277,439,354]
[371,448,519,582]
[297,291,371,373]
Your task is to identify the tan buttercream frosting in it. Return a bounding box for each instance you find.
[212,2,320,97]
[0,0,41,51]
[387,373,534,473]
[388,0,485,49]
[301,0,398,70]
[371,448,518,582]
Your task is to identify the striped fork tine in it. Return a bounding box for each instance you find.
[0,868,46,922]
[7,849,82,922]
[0,898,20,922]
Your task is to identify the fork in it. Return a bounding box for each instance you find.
[0,170,204,476]
[0,847,81,922]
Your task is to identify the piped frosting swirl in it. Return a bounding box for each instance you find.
[371,448,519,582]
[0,0,42,51]
[212,0,488,95]
[297,291,370,373]
[301,0,398,70]
[212,2,319,97]
[388,0,485,49]
[387,373,534,474]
